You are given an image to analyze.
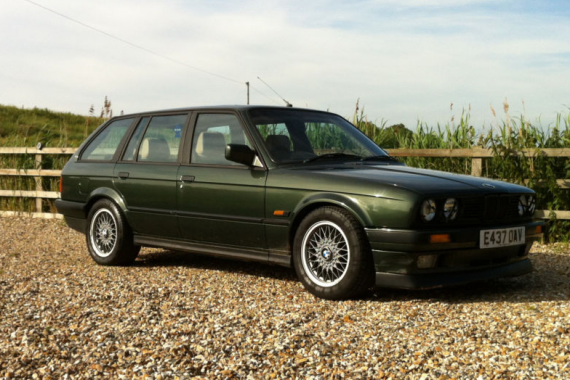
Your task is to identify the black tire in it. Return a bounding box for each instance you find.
[86,199,140,266]
[293,206,375,300]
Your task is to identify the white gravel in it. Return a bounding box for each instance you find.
[0,217,569,379]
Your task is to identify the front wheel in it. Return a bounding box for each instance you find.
[86,199,140,265]
[293,207,374,300]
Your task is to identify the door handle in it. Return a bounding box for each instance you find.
[180,175,195,183]
[118,172,129,179]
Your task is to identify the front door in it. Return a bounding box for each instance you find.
[177,113,267,252]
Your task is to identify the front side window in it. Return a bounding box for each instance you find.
[191,114,251,166]
[81,118,135,161]
[137,114,187,163]
[250,109,387,164]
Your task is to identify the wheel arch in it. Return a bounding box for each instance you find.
[288,193,372,255]
[84,187,128,216]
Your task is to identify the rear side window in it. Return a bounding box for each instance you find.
[137,114,187,163]
[81,118,135,161]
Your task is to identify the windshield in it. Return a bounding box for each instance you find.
[249,108,388,164]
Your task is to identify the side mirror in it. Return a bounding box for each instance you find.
[225,144,257,166]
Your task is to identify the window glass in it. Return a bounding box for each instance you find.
[250,109,386,163]
[122,117,150,161]
[191,114,251,165]
[81,118,134,161]
[137,114,187,162]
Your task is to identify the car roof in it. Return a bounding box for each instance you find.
[115,105,333,119]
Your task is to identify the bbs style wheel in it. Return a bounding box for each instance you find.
[86,199,140,265]
[293,206,374,300]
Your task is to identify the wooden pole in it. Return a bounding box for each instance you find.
[34,153,43,213]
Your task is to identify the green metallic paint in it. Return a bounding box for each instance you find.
[265,167,419,230]
[113,162,180,237]
[87,187,128,213]
[56,106,546,291]
[177,165,267,249]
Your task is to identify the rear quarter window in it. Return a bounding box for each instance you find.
[81,118,135,161]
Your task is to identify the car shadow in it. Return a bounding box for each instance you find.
[134,248,298,283]
[134,249,570,303]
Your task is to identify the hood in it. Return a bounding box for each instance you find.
[270,163,533,198]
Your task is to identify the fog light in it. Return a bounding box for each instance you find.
[417,255,437,269]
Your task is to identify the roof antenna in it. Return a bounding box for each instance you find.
[257,76,293,107]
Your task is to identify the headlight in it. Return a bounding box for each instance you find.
[443,198,458,220]
[519,195,537,216]
[421,199,436,222]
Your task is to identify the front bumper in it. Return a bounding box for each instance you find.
[366,220,544,289]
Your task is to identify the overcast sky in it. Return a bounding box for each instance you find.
[1,0,569,130]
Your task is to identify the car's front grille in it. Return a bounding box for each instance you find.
[461,197,484,219]
[483,194,521,220]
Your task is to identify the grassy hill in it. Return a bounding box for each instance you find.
[0,104,106,147]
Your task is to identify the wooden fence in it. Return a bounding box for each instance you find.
[1,146,569,220]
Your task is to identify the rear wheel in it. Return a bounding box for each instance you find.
[86,199,140,265]
[293,206,374,300]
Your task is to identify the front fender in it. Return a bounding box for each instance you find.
[293,192,374,227]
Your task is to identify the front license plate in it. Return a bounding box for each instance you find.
[480,227,525,249]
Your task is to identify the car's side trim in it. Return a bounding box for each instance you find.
[129,206,175,216]
[176,210,263,224]
[59,201,292,228]
[262,218,290,226]
[134,235,267,262]
[168,209,291,226]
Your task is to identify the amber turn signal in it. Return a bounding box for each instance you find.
[430,234,450,243]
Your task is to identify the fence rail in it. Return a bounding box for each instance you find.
[1,146,569,220]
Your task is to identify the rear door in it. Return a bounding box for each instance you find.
[176,112,267,252]
[113,113,189,238]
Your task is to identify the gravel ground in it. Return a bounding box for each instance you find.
[0,217,569,380]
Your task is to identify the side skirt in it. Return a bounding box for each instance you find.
[134,235,291,267]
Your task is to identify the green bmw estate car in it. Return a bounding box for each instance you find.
[56,106,545,299]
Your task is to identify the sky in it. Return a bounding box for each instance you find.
[1,0,569,131]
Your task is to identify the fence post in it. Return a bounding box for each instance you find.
[34,152,42,213]
[471,147,483,177]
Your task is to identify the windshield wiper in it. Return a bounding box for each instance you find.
[359,155,399,162]
[303,153,362,164]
